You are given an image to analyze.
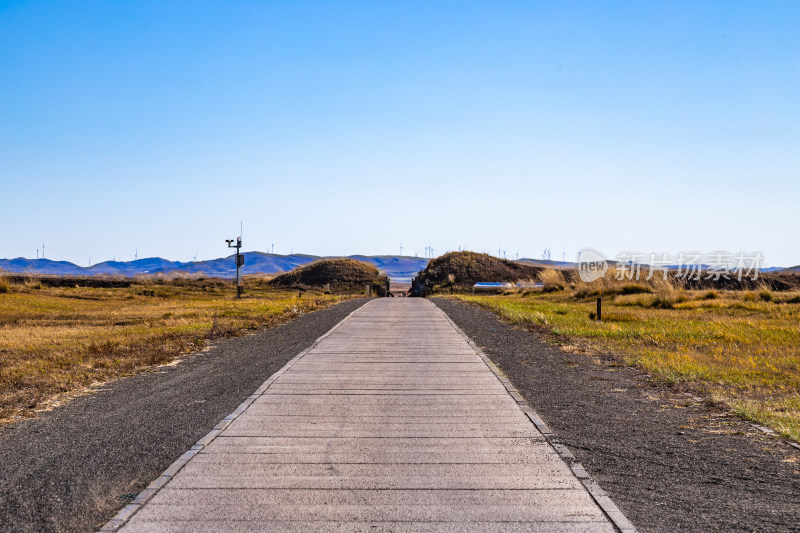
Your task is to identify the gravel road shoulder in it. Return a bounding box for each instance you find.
[0,298,368,533]
[433,297,800,533]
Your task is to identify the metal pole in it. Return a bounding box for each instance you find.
[235,237,241,299]
[596,297,602,321]
[227,237,243,299]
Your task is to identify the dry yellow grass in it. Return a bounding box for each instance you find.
[447,286,800,442]
[0,276,351,422]
[537,268,566,292]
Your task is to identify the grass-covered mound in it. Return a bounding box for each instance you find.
[270,258,388,293]
[417,251,543,291]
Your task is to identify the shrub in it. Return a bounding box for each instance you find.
[759,290,774,302]
[603,312,640,322]
[651,294,676,309]
[620,284,653,295]
[574,287,600,299]
[539,269,565,292]
[542,284,565,293]
[700,290,719,300]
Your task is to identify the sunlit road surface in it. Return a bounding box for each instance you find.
[119,299,616,532]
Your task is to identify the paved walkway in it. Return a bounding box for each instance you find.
[118,299,616,532]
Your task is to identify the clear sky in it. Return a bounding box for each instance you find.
[1,1,798,266]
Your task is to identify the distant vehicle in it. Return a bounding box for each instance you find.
[472,281,544,292]
[409,277,427,297]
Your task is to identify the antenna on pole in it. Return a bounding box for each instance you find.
[36,247,39,260]
[399,242,404,256]
[42,242,45,260]
[226,234,244,299]
[271,242,274,255]
[135,247,138,260]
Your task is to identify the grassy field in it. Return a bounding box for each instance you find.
[0,276,352,422]
[445,272,800,442]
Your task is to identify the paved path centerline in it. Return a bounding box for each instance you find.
[115,298,620,532]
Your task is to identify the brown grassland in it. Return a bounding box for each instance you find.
[0,274,352,423]
[443,268,800,442]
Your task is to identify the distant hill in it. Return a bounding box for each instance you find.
[272,258,388,292]
[0,253,429,282]
[418,251,543,290]
[517,258,578,269]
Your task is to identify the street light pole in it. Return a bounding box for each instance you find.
[226,236,243,299]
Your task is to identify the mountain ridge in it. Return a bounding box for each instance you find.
[2,254,792,282]
[0,253,429,282]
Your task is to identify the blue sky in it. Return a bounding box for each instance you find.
[1,1,798,266]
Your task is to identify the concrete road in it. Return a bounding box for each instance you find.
[116,299,617,532]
